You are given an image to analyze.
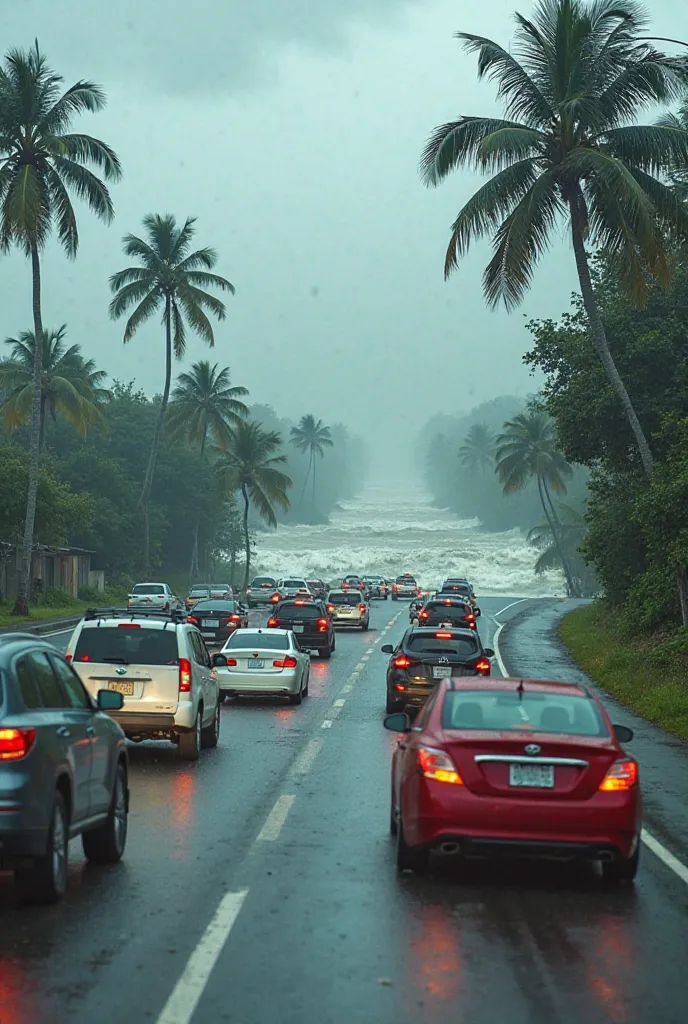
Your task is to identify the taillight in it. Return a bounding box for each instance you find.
[187,615,199,625]
[274,655,298,668]
[317,618,329,631]
[0,728,37,761]
[417,746,463,784]
[65,653,73,664]
[327,604,334,613]
[419,611,429,619]
[435,632,452,639]
[475,658,491,674]
[358,604,366,613]
[599,759,638,792]
[393,655,412,668]
[271,594,281,603]
[179,657,192,692]
[225,658,238,667]
[466,612,475,622]
[267,618,278,628]
[229,614,241,622]
[118,623,140,629]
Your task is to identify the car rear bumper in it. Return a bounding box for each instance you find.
[333,615,364,626]
[218,669,301,695]
[111,711,184,736]
[291,633,331,648]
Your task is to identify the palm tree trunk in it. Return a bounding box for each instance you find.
[139,295,173,574]
[569,194,654,475]
[299,451,312,507]
[537,475,578,597]
[241,482,251,588]
[39,394,47,453]
[13,241,45,617]
[311,453,317,525]
[189,429,206,580]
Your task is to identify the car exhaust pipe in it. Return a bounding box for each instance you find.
[438,841,461,856]
[598,850,614,862]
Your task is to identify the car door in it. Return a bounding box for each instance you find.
[189,631,215,725]
[395,692,437,816]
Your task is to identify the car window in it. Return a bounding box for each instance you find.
[225,632,289,650]
[276,603,321,619]
[188,631,206,665]
[425,603,470,618]
[407,635,479,654]
[329,593,362,606]
[251,577,275,586]
[74,626,179,665]
[133,584,165,595]
[192,600,238,612]
[50,655,92,709]
[26,652,70,708]
[441,691,608,735]
[282,579,307,588]
[15,659,41,709]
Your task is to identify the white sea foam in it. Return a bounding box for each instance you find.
[253,483,564,596]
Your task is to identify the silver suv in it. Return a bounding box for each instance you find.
[66,609,220,760]
[127,582,181,612]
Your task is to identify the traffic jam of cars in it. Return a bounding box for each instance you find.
[0,569,641,906]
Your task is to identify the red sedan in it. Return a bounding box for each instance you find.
[385,677,641,883]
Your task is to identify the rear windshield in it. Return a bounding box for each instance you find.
[441,691,608,736]
[193,600,238,612]
[442,584,471,595]
[396,577,416,584]
[425,602,470,617]
[190,587,210,596]
[132,584,165,595]
[210,584,231,591]
[329,593,362,606]
[281,580,307,588]
[251,577,275,586]
[74,626,179,665]
[407,635,479,655]
[225,632,289,650]
[276,603,321,619]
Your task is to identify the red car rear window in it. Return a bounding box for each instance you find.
[441,691,608,736]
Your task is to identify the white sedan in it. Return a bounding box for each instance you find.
[211,628,310,705]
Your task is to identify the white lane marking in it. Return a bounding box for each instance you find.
[493,598,530,620]
[289,739,322,777]
[355,661,365,672]
[156,890,248,1024]
[642,828,688,886]
[333,699,346,707]
[41,627,76,638]
[492,622,508,677]
[321,720,333,729]
[366,647,375,654]
[256,795,295,842]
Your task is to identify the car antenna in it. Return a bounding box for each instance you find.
[517,679,524,701]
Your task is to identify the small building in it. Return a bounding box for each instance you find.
[0,544,95,601]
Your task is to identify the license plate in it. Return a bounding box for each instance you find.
[432,666,451,679]
[107,681,134,696]
[439,621,453,627]
[293,625,304,633]
[248,659,265,669]
[509,764,554,788]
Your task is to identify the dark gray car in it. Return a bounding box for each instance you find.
[0,634,129,904]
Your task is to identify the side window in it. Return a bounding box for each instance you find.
[26,652,69,708]
[16,659,41,709]
[188,631,206,666]
[50,656,92,709]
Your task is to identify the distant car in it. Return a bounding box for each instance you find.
[417,598,478,630]
[212,628,310,704]
[391,575,419,600]
[307,579,327,599]
[128,582,181,612]
[439,580,477,607]
[275,577,312,599]
[208,583,233,599]
[246,576,278,608]
[408,595,426,623]
[385,677,641,882]
[327,589,370,630]
[187,598,249,646]
[0,634,129,904]
[341,575,369,598]
[185,585,212,611]
[362,575,388,600]
[381,627,493,713]
[267,598,335,658]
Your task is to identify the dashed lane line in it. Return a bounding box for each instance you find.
[288,739,322,778]
[333,699,346,707]
[321,720,333,729]
[255,795,295,842]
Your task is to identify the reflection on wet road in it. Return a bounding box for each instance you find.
[0,598,686,1024]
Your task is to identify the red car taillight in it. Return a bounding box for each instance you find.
[475,657,491,674]
[274,655,298,668]
[417,746,463,785]
[327,604,334,613]
[599,758,638,791]
[271,594,281,603]
[187,615,199,625]
[0,727,37,761]
[317,618,329,631]
[358,604,366,613]
[179,657,192,692]
[393,655,412,669]
[419,611,429,620]
[267,618,279,628]
[225,658,238,666]
[229,614,241,622]
[65,653,73,664]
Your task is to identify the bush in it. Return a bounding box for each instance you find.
[36,588,80,608]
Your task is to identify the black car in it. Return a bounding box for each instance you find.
[0,634,129,904]
[187,599,249,646]
[439,580,476,605]
[381,627,494,713]
[417,598,478,630]
[307,579,327,600]
[267,599,335,658]
[362,576,389,599]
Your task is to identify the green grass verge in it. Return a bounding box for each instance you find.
[559,602,688,742]
[0,589,129,629]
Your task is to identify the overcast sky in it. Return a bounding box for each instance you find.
[1,0,684,464]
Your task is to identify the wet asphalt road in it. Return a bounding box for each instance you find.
[0,597,687,1024]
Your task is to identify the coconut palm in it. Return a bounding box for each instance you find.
[0,43,121,614]
[109,214,235,572]
[528,503,597,594]
[219,420,292,587]
[458,423,497,476]
[167,360,249,578]
[495,410,579,595]
[421,0,688,479]
[0,326,111,448]
[289,415,334,522]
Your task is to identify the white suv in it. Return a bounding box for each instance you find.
[276,578,312,598]
[66,609,220,760]
[127,582,181,612]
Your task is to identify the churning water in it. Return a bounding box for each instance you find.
[254,482,564,596]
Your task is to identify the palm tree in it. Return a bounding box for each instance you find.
[495,410,579,595]
[458,423,497,476]
[289,415,334,523]
[167,360,249,578]
[421,0,688,479]
[109,214,235,573]
[220,420,292,587]
[0,43,121,614]
[528,503,597,595]
[0,326,111,448]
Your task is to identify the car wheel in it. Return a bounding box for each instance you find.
[389,796,398,835]
[331,635,336,652]
[319,646,332,660]
[15,791,69,905]
[179,709,202,760]
[82,762,128,864]
[386,692,404,713]
[602,843,639,884]
[302,671,309,696]
[289,686,303,705]
[163,603,170,612]
[201,701,221,749]
[396,817,429,872]
[392,595,397,601]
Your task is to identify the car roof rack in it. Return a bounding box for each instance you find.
[85,606,187,625]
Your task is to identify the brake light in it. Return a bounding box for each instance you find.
[229,614,241,622]
[393,655,412,668]
[327,604,334,613]
[267,618,278,628]
[444,600,452,606]
[187,616,199,625]
[419,611,429,619]
[274,655,298,669]
[65,653,73,664]
[179,657,192,692]
[435,632,452,639]
[475,658,491,674]
[417,746,463,784]
[393,584,399,591]
[295,600,305,606]
[358,604,366,613]
[271,594,281,603]
[599,759,638,792]
[317,618,329,630]
[466,612,475,621]
[0,728,37,761]
[118,623,141,629]
[225,658,238,667]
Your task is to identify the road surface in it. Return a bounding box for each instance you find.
[0,597,686,1024]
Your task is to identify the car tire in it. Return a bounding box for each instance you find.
[331,635,336,652]
[302,671,309,696]
[390,799,398,836]
[602,843,639,884]
[15,791,69,905]
[319,646,332,659]
[163,603,170,612]
[386,692,404,713]
[201,701,221,749]
[82,762,128,864]
[179,709,202,760]
[392,595,397,601]
[396,817,429,872]
[289,686,303,705]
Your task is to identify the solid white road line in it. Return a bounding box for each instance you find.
[492,622,508,678]
[289,739,322,778]
[156,890,248,1024]
[641,828,688,886]
[321,720,333,729]
[493,598,530,620]
[333,699,346,707]
[256,795,295,842]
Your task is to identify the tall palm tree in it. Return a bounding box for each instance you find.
[0,43,121,614]
[220,420,292,587]
[528,503,598,595]
[109,214,235,573]
[458,423,497,476]
[0,326,111,448]
[289,415,334,523]
[167,360,249,578]
[421,0,688,478]
[495,410,579,595]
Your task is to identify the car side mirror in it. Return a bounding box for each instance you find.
[212,653,228,668]
[383,712,411,733]
[97,689,124,711]
[613,724,634,743]
[381,644,394,654]
[475,607,481,616]
[483,648,494,658]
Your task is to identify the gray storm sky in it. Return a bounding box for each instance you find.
[1,0,685,463]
